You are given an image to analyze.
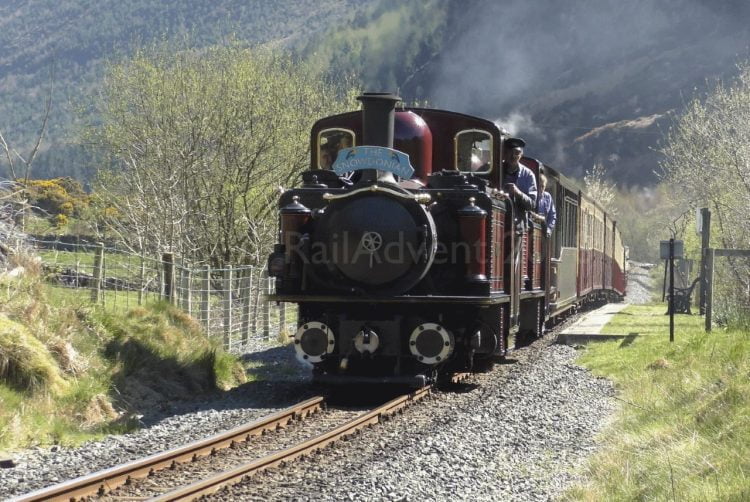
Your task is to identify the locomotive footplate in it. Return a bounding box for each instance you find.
[268,294,511,304]
[519,290,546,300]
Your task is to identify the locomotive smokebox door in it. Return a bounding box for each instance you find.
[312,192,437,295]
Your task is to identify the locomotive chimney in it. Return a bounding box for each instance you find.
[357,92,401,184]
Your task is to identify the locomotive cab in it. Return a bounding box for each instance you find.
[312,108,434,183]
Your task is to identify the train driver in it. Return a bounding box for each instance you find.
[501,137,537,232]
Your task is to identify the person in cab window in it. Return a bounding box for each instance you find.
[532,173,556,238]
[332,135,352,164]
[501,137,538,287]
[338,135,352,151]
[320,148,333,169]
[501,137,537,231]
[470,143,490,172]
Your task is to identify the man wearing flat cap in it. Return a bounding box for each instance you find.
[502,137,538,298]
[502,137,538,232]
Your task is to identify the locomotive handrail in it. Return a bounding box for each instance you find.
[322,184,432,204]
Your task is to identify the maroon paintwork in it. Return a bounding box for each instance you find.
[311,108,505,186]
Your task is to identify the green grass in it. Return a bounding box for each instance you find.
[600,304,698,336]
[0,265,246,454]
[39,249,155,282]
[45,282,167,317]
[566,304,750,501]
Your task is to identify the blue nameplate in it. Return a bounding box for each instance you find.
[332,146,415,179]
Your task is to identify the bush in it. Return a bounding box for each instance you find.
[0,315,68,394]
[101,302,246,401]
[25,177,89,218]
[54,213,69,228]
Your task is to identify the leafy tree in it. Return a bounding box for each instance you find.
[660,62,750,323]
[0,0,355,181]
[583,163,618,217]
[611,184,674,263]
[89,43,358,267]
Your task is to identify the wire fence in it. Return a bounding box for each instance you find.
[29,237,296,353]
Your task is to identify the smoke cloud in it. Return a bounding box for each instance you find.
[423,0,750,182]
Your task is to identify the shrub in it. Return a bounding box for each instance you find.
[54,213,69,228]
[0,315,68,394]
[25,177,89,218]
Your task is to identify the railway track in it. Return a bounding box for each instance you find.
[14,375,470,502]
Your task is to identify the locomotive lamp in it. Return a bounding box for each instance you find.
[409,323,454,365]
[279,196,311,279]
[293,322,335,363]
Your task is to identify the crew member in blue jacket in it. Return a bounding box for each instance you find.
[501,137,537,232]
[501,137,538,294]
[533,173,557,238]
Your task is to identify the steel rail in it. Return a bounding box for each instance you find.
[151,387,432,501]
[13,396,325,502]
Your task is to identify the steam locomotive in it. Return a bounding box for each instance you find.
[267,93,627,386]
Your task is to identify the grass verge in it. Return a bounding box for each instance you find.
[0,257,246,454]
[566,304,750,501]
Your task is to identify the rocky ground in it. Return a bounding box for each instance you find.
[0,339,315,499]
[0,335,616,501]
[625,261,656,305]
[213,341,616,502]
[0,277,657,501]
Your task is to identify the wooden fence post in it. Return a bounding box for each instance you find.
[223,266,233,350]
[138,254,146,305]
[91,243,104,304]
[279,301,286,341]
[241,267,254,346]
[705,248,714,332]
[182,268,192,316]
[163,252,175,304]
[699,208,711,315]
[252,270,262,336]
[263,271,271,340]
[201,265,211,331]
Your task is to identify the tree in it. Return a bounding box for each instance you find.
[660,64,750,250]
[89,43,358,267]
[0,84,52,184]
[583,163,618,217]
[0,82,53,231]
[660,62,750,324]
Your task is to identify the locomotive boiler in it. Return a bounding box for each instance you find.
[268,93,626,385]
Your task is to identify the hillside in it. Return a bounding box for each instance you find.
[296,0,750,265]
[0,0,360,181]
[303,0,750,185]
[2,0,750,185]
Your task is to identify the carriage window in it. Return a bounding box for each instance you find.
[455,130,492,173]
[318,129,355,169]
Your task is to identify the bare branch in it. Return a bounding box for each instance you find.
[0,131,18,179]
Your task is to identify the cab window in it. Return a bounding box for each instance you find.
[318,129,355,169]
[455,129,492,173]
